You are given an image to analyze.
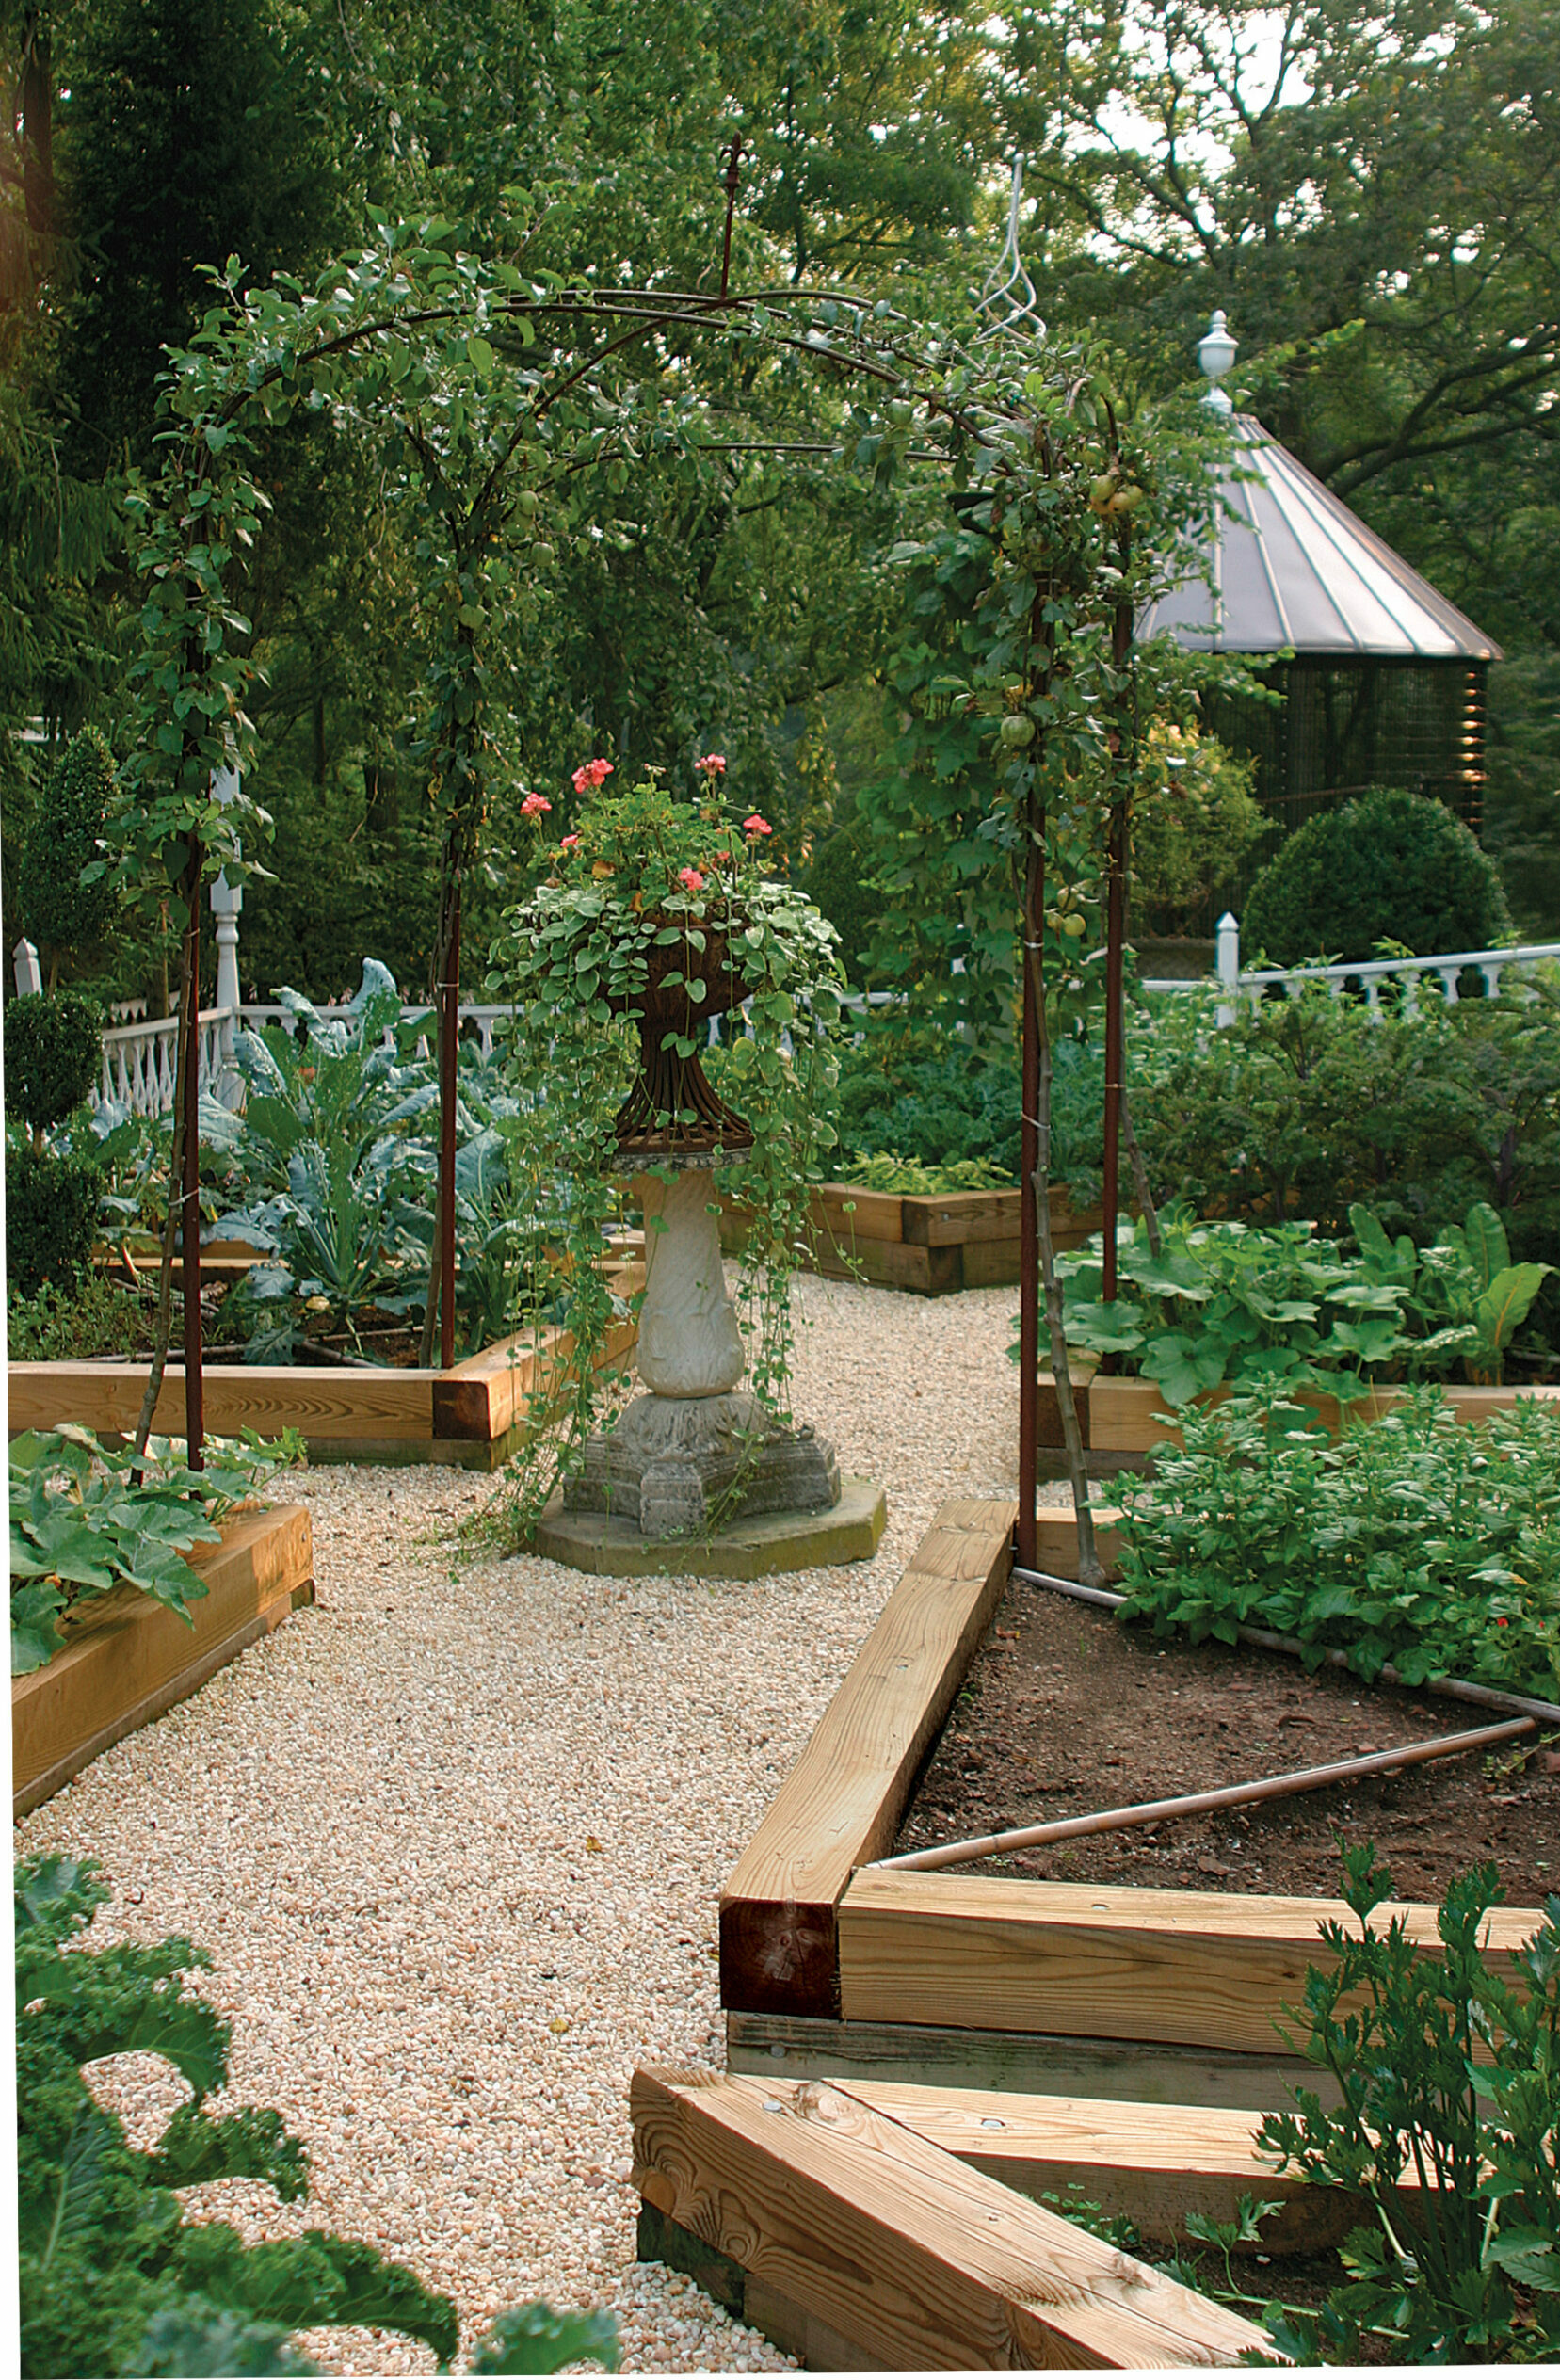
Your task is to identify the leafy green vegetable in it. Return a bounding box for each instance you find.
[8,1425,302,1676]
[1255,1844,1560,2364]
[16,1855,619,2377]
[1114,1386,1560,1697]
[15,1853,458,2378]
[470,2303,620,2373]
[1053,1202,1553,1403]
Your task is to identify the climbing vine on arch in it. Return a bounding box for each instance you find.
[112,212,1222,1555]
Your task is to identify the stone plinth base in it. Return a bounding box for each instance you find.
[534,1476,887,1580]
[564,1391,841,1540]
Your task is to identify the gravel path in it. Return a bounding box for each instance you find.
[18,1278,1060,2374]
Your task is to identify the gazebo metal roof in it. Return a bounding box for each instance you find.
[1139,414,1504,663]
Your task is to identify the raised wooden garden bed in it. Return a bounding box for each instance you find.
[718,1497,1541,2107]
[13,1502,314,1818]
[1041,1370,1560,1474]
[681,1495,1550,2361]
[8,1312,639,1470]
[720,1185,1102,1295]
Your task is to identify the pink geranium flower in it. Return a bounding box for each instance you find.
[560,833,581,851]
[743,812,773,837]
[571,758,615,795]
[695,752,727,777]
[679,867,706,892]
[520,791,552,818]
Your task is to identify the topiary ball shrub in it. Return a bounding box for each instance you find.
[21,726,118,967]
[4,991,104,1139]
[1241,786,1512,966]
[6,1145,101,1296]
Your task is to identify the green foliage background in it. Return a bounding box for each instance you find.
[2,0,1556,1005]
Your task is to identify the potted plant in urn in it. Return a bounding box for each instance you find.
[488,757,863,1552]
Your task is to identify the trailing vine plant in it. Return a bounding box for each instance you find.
[483,760,843,1542]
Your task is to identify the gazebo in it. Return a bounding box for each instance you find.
[1139,314,1504,845]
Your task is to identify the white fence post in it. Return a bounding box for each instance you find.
[13,937,42,997]
[210,760,243,1104]
[1214,911,1240,1027]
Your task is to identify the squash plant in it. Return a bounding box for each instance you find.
[9,1424,302,1676]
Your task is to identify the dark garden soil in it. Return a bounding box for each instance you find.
[894,1571,1560,1908]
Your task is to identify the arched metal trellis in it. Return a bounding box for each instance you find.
[124,172,1203,1575]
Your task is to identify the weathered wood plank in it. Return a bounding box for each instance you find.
[902,1189,1022,1247]
[13,1504,314,1815]
[812,1185,905,1243]
[1088,1375,1560,1455]
[1032,1506,1123,1573]
[726,2008,1329,2112]
[838,1872,1536,2055]
[720,1499,1015,2020]
[841,2080,1371,2255]
[631,2066,1269,2369]
[10,1363,433,1442]
[810,1235,962,1295]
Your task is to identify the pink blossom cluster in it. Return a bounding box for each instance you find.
[695,752,727,778]
[520,790,552,819]
[571,757,614,796]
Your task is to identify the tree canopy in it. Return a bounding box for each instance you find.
[2,0,1556,1006]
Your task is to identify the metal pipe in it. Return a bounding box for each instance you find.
[181,835,204,1469]
[1011,1564,1560,1727]
[1016,853,1041,1571]
[439,879,461,1372]
[873,1714,1534,1873]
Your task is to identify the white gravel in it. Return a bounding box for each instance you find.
[18,1277,1061,2374]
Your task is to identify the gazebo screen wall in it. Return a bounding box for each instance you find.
[1179,656,1491,931]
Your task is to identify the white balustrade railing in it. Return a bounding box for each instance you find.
[94,1001,516,1117]
[98,1006,240,1118]
[1142,912,1560,1028]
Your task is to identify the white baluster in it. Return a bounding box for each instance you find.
[1214,911,1239,1029]
[14,937,42,996]
[1437,967,1460,1003]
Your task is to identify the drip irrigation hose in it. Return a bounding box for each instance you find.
[873,1713,1534,1873]
[1011,1565,1560,1728]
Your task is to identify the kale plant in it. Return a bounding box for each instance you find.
[16,1856,619,2377]
[16,1854,458,2378]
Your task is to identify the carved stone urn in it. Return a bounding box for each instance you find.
[563,923,842,1542]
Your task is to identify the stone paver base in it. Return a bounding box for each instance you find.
[532,1475,887,1580]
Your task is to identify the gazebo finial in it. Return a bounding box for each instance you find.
[1198,309,1238,413]
[976,156,1044,343]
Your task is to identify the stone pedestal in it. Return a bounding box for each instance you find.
[563,1163,845,1545]
[567,1389,841,1538]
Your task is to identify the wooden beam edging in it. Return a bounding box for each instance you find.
[835,2078,1377,2257]
[8,1316,638,1459]
[630,2065,1272,2370]
[13,1503,314,1817]
[837,1869,1537,2058]
[719,1497,1016,2021]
